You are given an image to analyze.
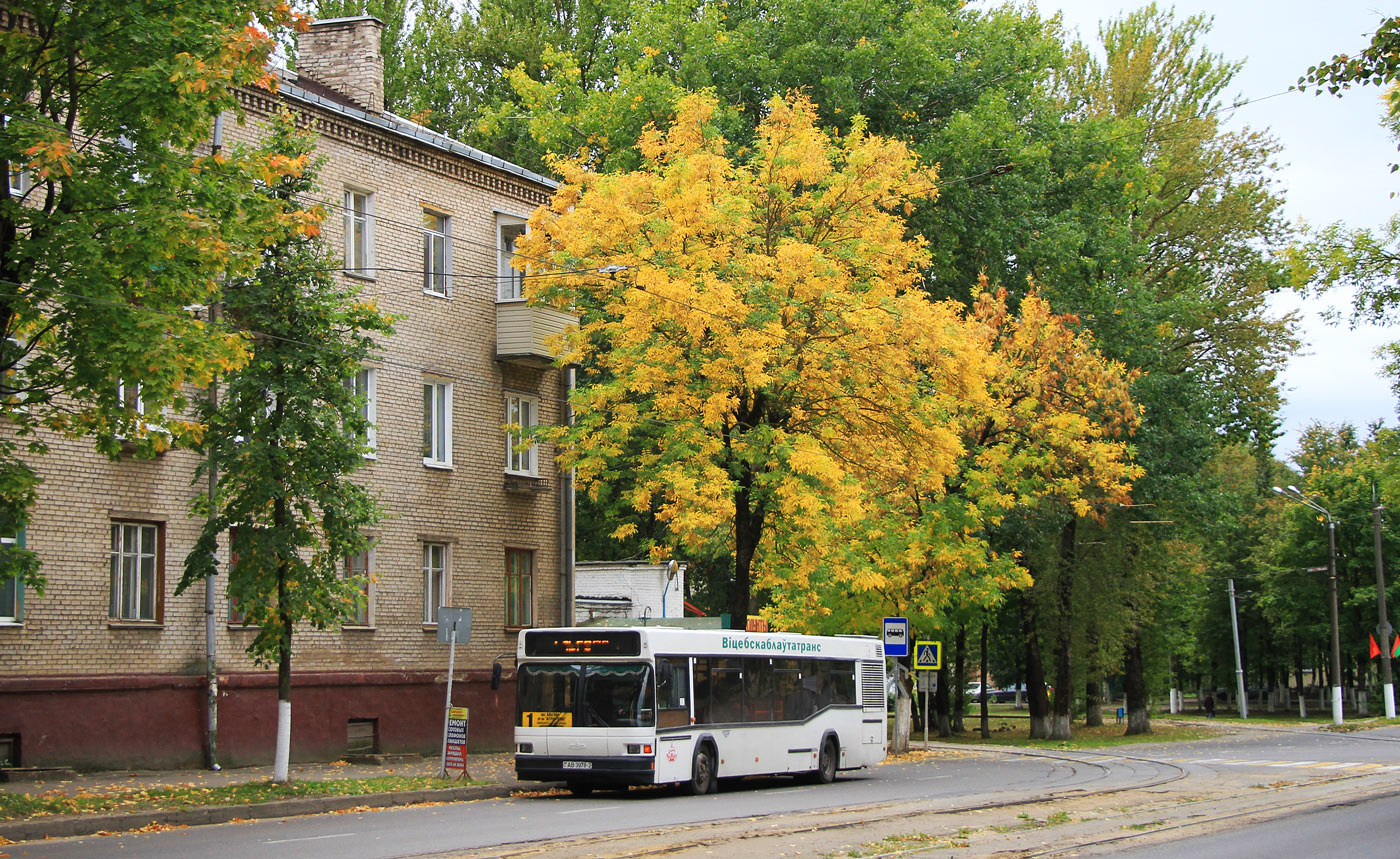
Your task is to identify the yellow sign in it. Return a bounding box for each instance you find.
[914,640,942,670]
[521,711,573,727]
[449,707,468,720]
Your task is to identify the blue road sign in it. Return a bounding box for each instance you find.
[914,640,942,670]
[883,617,909,657]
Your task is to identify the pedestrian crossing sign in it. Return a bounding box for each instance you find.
[914,640,942,670]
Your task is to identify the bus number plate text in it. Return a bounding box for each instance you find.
[562,760,591,769]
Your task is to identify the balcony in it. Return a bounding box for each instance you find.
[496,300,577,368]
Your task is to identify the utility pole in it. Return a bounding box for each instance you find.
[1274,486,1344,726]
[1229,578,1248,719]
[1375,485,1395,719]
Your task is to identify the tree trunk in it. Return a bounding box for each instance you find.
[980,620,991,739]
[952,625,967,733]
[1085,678,1104,727]
[891,660,912,754]
[1022,593,1053,739]
[1294,637,1307,719]
[934,662,951,737]
[1123,630,1151,735]
[1049,519,1076,741]
[275,559,295,789]
[727,461,766,630]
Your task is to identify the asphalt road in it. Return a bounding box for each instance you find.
[20,723,1400,858]
[13,748,1174,858]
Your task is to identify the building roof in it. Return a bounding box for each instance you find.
[277,72,557,191]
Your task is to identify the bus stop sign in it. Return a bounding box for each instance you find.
[883,617,909,657]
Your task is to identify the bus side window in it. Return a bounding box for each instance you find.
[657,656,690,728]
[712,657,744,723]
[774,659,805,721]
[692,657,712,724]
[830,660,857,705]
[744,658,775,722]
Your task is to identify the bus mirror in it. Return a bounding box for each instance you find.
[491,661,502,690]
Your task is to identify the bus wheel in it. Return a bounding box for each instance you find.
[807,737,837,785]
[567,781,594,796]
[689,745,717,795]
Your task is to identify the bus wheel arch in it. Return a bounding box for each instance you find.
[806,732,839,784]
[689,737,719,795]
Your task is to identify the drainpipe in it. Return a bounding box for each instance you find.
[204,114,223,771]
[560,366,575,625]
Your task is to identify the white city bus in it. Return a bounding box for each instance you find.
[514,627,887,795]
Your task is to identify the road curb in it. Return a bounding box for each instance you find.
[0,782,520,843]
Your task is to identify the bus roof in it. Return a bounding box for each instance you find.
[518,627,884,660]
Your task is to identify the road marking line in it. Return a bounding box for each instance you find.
[1267,761,1311,767]
[1296,761,1338,768]
[1315,762,1363,769]
[265,833,356,844]
[1350,763,1384,771]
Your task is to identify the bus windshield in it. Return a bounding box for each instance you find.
[518,662,655,728]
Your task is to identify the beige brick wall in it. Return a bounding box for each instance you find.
[0,80,567,679]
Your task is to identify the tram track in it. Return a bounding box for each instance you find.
[437,747,1189,859]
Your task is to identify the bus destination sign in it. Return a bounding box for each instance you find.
[524,630,642,657]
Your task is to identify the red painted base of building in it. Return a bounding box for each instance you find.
[0,670,516,770]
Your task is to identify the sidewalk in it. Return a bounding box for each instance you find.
[0,752,526,843]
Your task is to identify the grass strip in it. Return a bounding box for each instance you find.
[0,775,478,820]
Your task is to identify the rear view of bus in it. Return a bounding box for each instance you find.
[514,627,887,795]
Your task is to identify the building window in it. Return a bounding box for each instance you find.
[505,393,538,477]
[7,164,26,198]
[347,368,377,455]
[0,531,24,624]
[110,521,162,623]
[423,542,447,625]
[506,548,533,628]
[344,548,371,626]
[422,381,452,467]
[422,210,451,296]
[344,189,374,278]
[497,216,527,301]
[117,379,145,414]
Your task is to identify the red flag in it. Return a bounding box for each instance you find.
[1370,633,1381,659]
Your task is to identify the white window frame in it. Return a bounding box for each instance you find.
[505,392,539,477]
[4,114,28,199]
[7,163,26,197]
[117,379,145,415]
[348,367,377,457]
[0,531,23,624]
[422,209,451,297]
[506,548,534,628]
[423,542,448,625]
[110,521,161,623]
[422,380,453,468]
[344,546,373,627]
[344,189,375,279]
[497,215,528,301]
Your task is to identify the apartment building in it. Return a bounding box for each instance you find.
[0,16,574,769]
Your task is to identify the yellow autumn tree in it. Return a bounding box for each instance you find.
[764,285,1142,635]
[522,92,992,628]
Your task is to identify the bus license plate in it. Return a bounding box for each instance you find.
[562,760,591,769]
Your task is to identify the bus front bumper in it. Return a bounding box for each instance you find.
[515,755,656,785]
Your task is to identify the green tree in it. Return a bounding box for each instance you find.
[0,0,302,591]
[175,110,395,783]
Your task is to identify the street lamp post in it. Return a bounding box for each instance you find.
[1274,486,1344,727]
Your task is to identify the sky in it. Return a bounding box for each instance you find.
[1029,0,1398,462]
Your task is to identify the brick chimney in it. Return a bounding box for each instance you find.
[296,16,384,114]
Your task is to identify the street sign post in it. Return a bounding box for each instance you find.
[437,607,472,778]
[883,617,909,657]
